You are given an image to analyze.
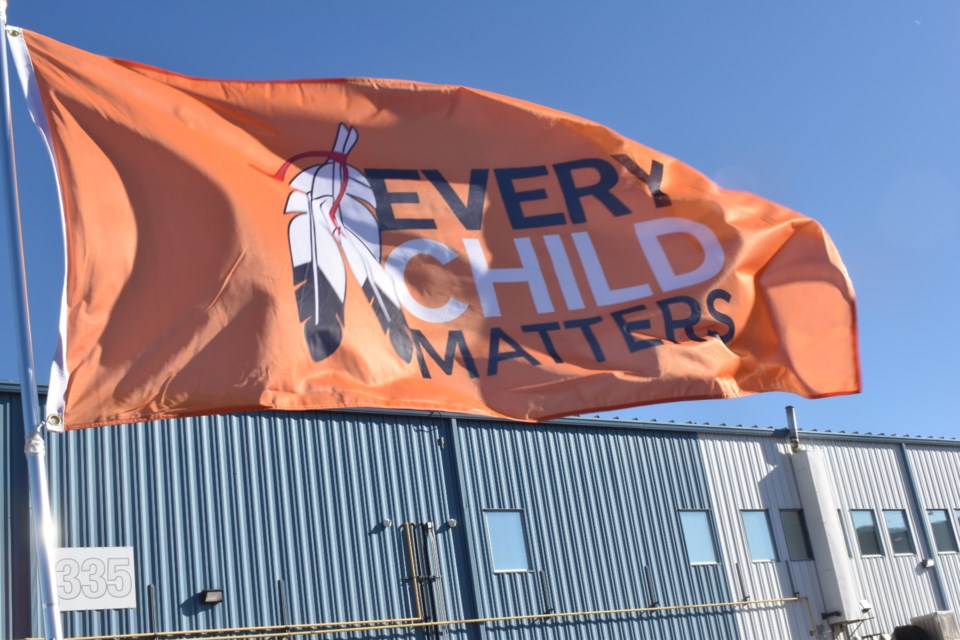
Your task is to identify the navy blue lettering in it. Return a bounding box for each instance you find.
[611,155,671,208]
[563,316,606,363]
[495,166,566,229]
[610,304,663,352]
[488,328,540,375]
[554,158,630,223]
[706,289,736,343]
[521,322,564,363]
[657,296,705,342]
[423,169,488,231]
[366,169,435,231]
[412,329,479,378]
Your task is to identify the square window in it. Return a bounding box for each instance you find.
[928,510,959,553]
[883,510,916,555]
[679,510,719,564]
[484,510,530,572]
[851,510,884,556]
[741,510,778,561]
[780,510,814,560]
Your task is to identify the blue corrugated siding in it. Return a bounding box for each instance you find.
[3,391,34,640]
[41,410,474,640]
[451,419,737,640]
[4,394,743,640]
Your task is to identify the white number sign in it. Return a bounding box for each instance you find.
[56,547,136,611]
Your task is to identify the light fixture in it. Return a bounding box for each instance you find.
[200,589,224,605]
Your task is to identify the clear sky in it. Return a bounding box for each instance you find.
[1,1,957,438]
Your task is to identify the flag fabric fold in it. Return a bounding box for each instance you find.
[12,29,859,431]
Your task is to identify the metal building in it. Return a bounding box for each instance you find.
[3,383,959,640]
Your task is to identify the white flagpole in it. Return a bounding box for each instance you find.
[0,7,64,640]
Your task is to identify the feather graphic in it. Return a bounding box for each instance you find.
[286,124,413,362]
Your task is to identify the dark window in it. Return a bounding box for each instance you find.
[780,510,814,560]
[883,510,916,555]
[851,510,884,556]
[928,510,959,553]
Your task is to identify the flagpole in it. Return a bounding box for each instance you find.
[0,7,64,640]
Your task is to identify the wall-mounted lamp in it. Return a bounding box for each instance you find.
[200,589,224,605]
[381,518,393,529]
[920,558,936,569]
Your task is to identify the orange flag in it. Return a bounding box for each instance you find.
[13,30,859,431]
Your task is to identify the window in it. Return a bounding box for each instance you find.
[780,510,813,560]
[484,510,530,571]
[928,510,959,553]
[741,510,778,561]
[882,510,916,555]
[679,511,719,564]
[838,509,853,558]
[850,510,884,556]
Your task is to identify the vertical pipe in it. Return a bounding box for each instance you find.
[147,584,157,640]
[734,561,749,601]
[0,14,63,640]
[403,522,423,621]
[784,561,799,598]
[276,579,288,628]
[898,443,950,611]
[785,405,800,452]
[538,569,554,616]
[643,564,658,606]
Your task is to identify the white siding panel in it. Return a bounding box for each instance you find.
[805,439,941,634]
[906,446,960,611]
[699,434,827,639]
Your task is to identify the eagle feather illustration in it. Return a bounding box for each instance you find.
[286,124,413,363]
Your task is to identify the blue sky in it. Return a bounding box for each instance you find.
[1,1,957,437]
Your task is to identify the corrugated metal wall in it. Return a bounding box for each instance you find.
[5,389,960,640]
[42,410,470,640]
[805,438,942,635]
[698,434,825,639]
[452,418,737,640]
[2,389,34,640]
[907,445,960,611]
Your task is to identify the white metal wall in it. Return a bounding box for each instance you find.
[805,438,942,634]
[698,433,827,639]
[906,445,960,612]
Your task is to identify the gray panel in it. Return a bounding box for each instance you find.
[452,419,737,640]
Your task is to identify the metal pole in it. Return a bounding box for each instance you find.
[0,10,64,640]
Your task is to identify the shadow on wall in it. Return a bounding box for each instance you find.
[180,593,220,618]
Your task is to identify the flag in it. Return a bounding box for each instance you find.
[12,29,859,431]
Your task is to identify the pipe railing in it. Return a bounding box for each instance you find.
[22,595,817,640]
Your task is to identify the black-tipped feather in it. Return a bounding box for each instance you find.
[293,263,344,362]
